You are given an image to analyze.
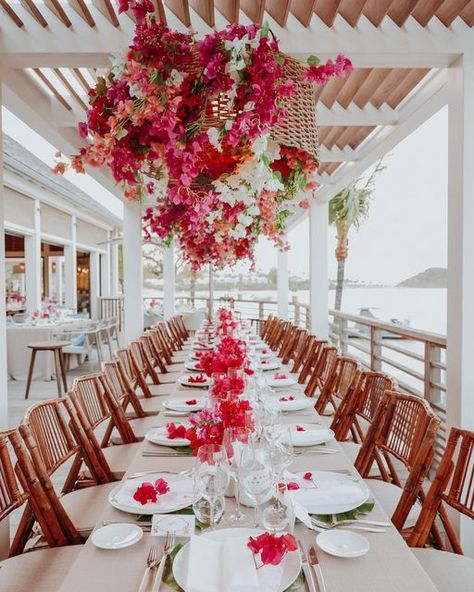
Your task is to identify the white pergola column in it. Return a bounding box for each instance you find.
[123,202,143,342]
[24,200,42,313]
[447,53,474,553]
[64,216,77,311]
[0,76,10,558]
[163,242,175,320]
[309,200,329,339]
[277,243,289,319]
[89,251,100,320]
[110,235,120,295]
[100,251,111,297]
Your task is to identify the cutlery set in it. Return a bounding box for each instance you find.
[299,541,326,592]
[138,532,176,592]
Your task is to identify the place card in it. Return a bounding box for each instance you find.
[151,513,195,537]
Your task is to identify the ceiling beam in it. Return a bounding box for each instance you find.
[3,68,123,200]
[316,103,399,126]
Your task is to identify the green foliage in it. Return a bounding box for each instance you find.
[328,159,385,230]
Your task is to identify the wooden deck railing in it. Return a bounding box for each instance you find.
[329,309,447,464]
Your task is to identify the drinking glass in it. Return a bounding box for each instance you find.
[194,444,229,529]
[222,427,253,526]
[240,438,273,527]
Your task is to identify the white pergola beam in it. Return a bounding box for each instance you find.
[319,147,358,163]
[1,8,471,68]
[2,68,122,200]
[316,104,399,126]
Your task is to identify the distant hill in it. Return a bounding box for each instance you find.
[397,267,447,288]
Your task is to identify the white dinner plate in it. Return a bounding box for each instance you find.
[172,528,301,592]
[185,361,204,372]
[266,377,297,388]
[162,397,206,412]
[91,523,143,550]
[316,530,370,558]
[108,473,194,515]
[193,343,213,352]
[258,361,281,371]
[178,375,211,388]
[285,424,335,446]
[145,425,190,447]
[286,471,370,515]
[276,397,313,412]
[258,351,273,360]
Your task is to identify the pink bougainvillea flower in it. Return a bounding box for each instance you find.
[248,532,298,566]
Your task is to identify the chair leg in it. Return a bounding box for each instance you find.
[58,348,68,392]
[53,349,63,398]
[24,349,37,400]
[107,334,113,360]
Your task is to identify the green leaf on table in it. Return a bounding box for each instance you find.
[307,55,320,66]
[163,543,184,592]
[284,569,304,591]
[311,498,375,523]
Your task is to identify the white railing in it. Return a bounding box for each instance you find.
[329,309,447,462]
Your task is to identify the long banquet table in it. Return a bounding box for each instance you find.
[57,346,437,592]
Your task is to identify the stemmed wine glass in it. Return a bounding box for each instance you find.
[239,437,274,527]
[193,444,229,530]
[222,427,253,526]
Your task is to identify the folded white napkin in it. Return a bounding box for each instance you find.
[277,398,311,411]
[290,428,332,446]
[287,481,364,509]
[114,477,193,511]
[186,536,259,592]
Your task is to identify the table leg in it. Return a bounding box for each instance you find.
[24,349,37,399]
[53,349,63,398]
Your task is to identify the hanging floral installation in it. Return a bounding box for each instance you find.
[56,0,352,269]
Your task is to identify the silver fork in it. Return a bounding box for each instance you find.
[312,515,391,528]
[310,517,386,533]
[138,545,158,592]
[151,532,176,592]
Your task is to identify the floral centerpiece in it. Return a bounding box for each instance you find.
[197,335,247,376]
[55,0,351,269]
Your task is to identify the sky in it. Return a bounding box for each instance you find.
[2,104,448,287]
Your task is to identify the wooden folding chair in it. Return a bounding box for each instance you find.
[314,356,359,416]
[304,345,338,397]
[297,338,326,384]
[289,332,312,374]
[355,390,440,533]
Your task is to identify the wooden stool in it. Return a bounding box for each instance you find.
[24,340,71,399]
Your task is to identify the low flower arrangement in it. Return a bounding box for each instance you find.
[197,335,247,377]
[54,0,351,269]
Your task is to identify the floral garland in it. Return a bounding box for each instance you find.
[57,0,351,268]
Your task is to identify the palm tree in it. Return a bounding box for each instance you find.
[329,159,385,310]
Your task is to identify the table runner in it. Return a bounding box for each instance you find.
[57,354,437,592]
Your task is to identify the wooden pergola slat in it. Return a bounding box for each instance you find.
[436,0,471,26]
[20,0,48,27]
[370,69,412,108]
[33,69,73,111]
[352,68,392,109]
[362,0,395,27]
[215,0,239,23]
[460,0,474,25]
[385,68,429,108]
[334,69,371,109]
[53,68,88,110]
[0,0,24,26]
[189,0,215,26]
[290,0,316,27]
[164,0,191,26]
[92,0,119,26]
[338,0,366,26]
[315,0,343,27]
[318,75,349,109]
[153,0,167,21]
[240,0,264,23]
[321,125,347,149]
[265,0,292,27]
[43,0,72,26]
[411,0,445,26]
[67,0,96,26]
[336,125,374,149]
[71,68,92,94]
[387,0,420,26]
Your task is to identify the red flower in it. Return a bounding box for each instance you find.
[274,373,288,380]
[133,478,170,505]
[296,425,305,432]
[279,395,295,402]
[166,423,187,439]
[188,374,207,383]
[248,532,298,566]
[186,399,197,406]
[303,472,313,480]
[278,481,300,492]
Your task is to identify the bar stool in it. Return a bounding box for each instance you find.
[24,340,70,399]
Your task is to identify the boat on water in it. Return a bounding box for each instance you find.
[349,307,411,339]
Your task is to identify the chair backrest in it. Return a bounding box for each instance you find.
[142,333,167,373]
[116,347,155,399]
[22,400,79,485]
[297,338,326,384]
[130,339,160,384]
[0,430,27,522]
[314,356,359,415]
[290,331,311,373]
[261,315,275,341]
[102,359,146,418]
[72,374,111,433]
[304,345,337,397]
[355,390,440,531]
[331,371,394,441]
[409,427,474,553]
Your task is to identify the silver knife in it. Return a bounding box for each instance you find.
[297,541,317,592]
[309,545,326,592]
